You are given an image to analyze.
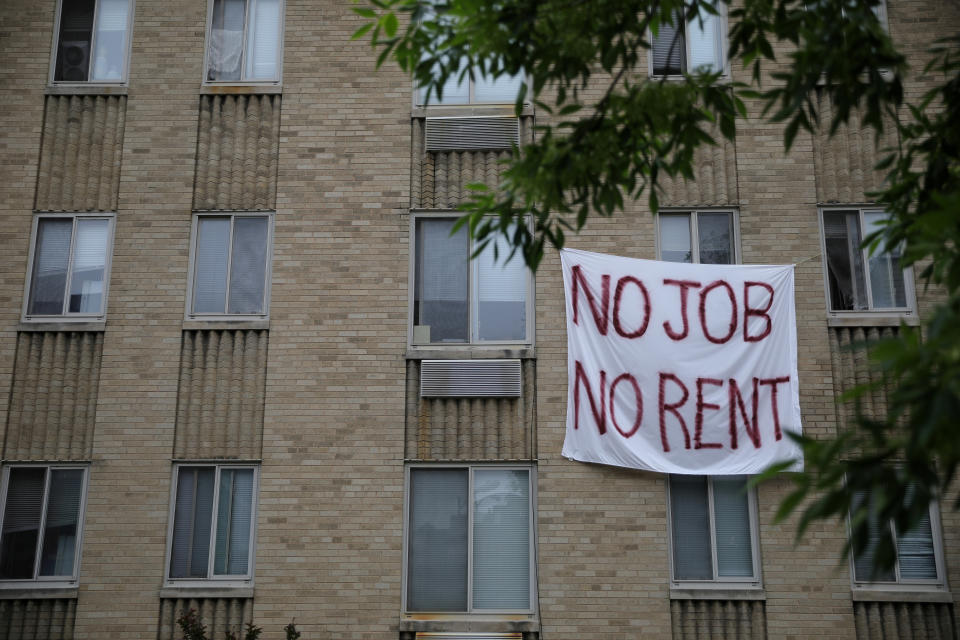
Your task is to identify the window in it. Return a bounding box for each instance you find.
[657,210,737,264]
[0,465,88,583]
[820,208,911,312]
[651,5,725,76]
[412,216,531,345]
[416,69,524,106]
[668,475,760,585]
[23,214,114,321]
[205,0,283,83]
[167,465,257,582]
[850,489,945,588]
[187,213,273,319]
[51,0,132,83]
[405,466,534,612]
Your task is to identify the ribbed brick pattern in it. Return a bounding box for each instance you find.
[194,94,281,210]
[0,598,76,640]
[853,601,957,639]
[156,598,253,640]
[828,326,898,428]
[4,331,102,460]
[659,124,739,207]
[670,599,767,639]
[404,358,536,461]
[814,91,898,204]
[35,94,126,212]
[174,330,268,459]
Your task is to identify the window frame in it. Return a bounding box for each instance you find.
[48,0,136,86]
[163,463,259,588]
[408,211,535,349]
[0,464,90,588]
[648,4,728,79]
[401,463,537,615]
[201,0,285,86]
[413,70,529,109]
[184,211,275,322]
[655,208,741,264]
[21,212,116,323]
[817,205,916,319]
[666,475,763,589]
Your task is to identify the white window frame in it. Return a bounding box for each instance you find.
[202,0,285,86]
[413,70,529,108]
[655,208,741,264]
[401,463,537,615]
[0,464,90,588]
[408,211,534,348]
[21,213,116,323]
[163,463,259,588]
[48,0,135,85]
[648,4,728,78]
[817,206,916,319]
[185,211,274,322]
[666,475,762,589]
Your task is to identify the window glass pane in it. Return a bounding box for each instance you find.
[697,212,733,265]
[473,70,524,103]
[68,218,109,314]
[244,0,281,80]
[227,217,269,315]
[851,490,896,582]
[0,468,46,579]
[28,219,74,316]
[472,469,530,610]
[652,17,685,75]
[89,0,129,81]
[214,468,254,575]
[418,60,471,105]
[407,469,468,611]
[193,217,231,313]
[170,467,216,578]
[670,475,713,580]
[475,229,527,341]
[863,212,907,309]
[39,469,84,577]
[895,486,937,580]
[712,476,753,577]
[686,5,722,72]
[414,219,469,343]
[660,214,692,263]
[55,0,96,81]
[823,211,868,311]
[208,0,246,81]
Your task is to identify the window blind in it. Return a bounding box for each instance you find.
[0,468,46,579]
[214,468,254,575]
[475,229,527,341]
[244,0,281,80]
[851,490,896,582]
[652,19,684,75]
[670,475,712,580]
[227,217,268,314]
[472,469,530,610]
[686,7,722,72]
[473,70,523,103]
[170,467,216,578]
[89,0,129,81]
[415,219,469,342]
[660,214,692,263]
[68,218,109,313]
[194,217,231,313]
[39,469,83,577]
[29,219,73,315]
[712,476,753,577]
[862,211,906,309]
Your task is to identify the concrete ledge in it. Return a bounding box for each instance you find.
[45,84,128,95]
[406,348,535,360]
[159,587,254,599]
[182,320,270,331]
[18,322,105,332]
[399,617,539,633]
[851,588,953,603]
[200,84,282,95]
[669,587,766,601]
[0,587,78,600]
[826,314,920,327]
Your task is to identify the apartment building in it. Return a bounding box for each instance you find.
[0,0,957,638]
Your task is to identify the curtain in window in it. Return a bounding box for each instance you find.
[244,0,281,80]
[475,229,527,341]
[697,213,733,265]
[39,469,84,577]
[208,0,246,81]
[29,219,73,315]
[472,469,530,610]
[227,217,268,314]
[686,5,722,72]
[194,217,231,313]
[407,469,468,611]
[68,218,109,313]
[473,70,523,103]
[0,468,46,579]
[823,211,867,310]
[214,468,254,575]
[652,18,684,75]
[415,219,468,342]
[660,214,692,263]
[670,475,712,580]
[170,467,216,578]
[862,211,907,309]
[89,0,130,81]
[712,476,753,577]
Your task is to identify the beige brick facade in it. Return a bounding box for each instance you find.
[0,0,957,638]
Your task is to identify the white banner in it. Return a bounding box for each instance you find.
[561,248,803,474]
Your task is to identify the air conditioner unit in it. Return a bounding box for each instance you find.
[59,40,90,81]
[420,359,522,398]
[425,116,520,151]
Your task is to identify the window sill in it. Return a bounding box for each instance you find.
[851,587,952,603]
[0,586,78,599]
[399,615,539,634]
[413,103,534,119]
[19,321,105,332]
[670,586,765,601]
[826,313,919,327]
[160,586,254,599]
[406,346,534,360]
[45,84,128,96]
[200,84,282,95]
[183,319,270,331]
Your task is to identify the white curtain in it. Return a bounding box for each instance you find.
[208,0,246,81]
